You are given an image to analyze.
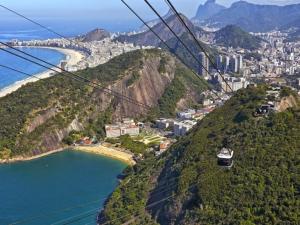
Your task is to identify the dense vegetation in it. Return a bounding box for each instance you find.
[214,25,262,50]
[0,48,208,159]
[0,50,146,158]
[102,86,300,225]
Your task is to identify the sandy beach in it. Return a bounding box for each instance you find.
[0,47,85,98]
[73,145,136,165]
[0,148,65,164]
[0,144,135,165]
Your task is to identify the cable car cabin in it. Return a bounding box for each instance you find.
[217,148,234,168]
[253,105,270,117]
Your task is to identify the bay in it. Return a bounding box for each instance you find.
[0,150,127,225]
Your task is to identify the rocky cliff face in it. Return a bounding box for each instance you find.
[193,0,226,22]
[111,55,176,118]
[5,49,203,156]
[276,95,299,112]
[204,1,300,32]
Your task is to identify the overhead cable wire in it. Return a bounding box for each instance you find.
[99,184,198,225]
[120,0,223,100]
[0,44,150,110]
[163,0,233,93]
[142,0,231,94]
[142,0,230,94]
[0,2,223,101]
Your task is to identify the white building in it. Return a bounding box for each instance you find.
[177,109,196,120]
[174,120,197,136]
[105,119,139,138]
[222,77,249,92]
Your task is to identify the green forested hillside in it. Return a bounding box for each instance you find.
[214,25,262,50]
[101,86,300,225]
[0,49,207,159]
[0,50,153,158]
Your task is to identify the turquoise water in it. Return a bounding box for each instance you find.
[0,150,127,225]
[0,47,66,89]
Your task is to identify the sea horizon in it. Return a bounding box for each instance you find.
[0,20,140,42]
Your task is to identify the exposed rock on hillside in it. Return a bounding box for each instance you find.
[276,95,299,112]
[0,49,206,157]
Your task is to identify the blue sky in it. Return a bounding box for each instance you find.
[1,0,300,33]
[1,0,300,20]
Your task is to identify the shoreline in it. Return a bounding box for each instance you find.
[0,145,135,165]
[0,46,85,98]
[0,148,65,164]
[73,145,136,165]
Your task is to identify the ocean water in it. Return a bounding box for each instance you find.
[0,20,140,42]
[0,47,66,90]
[0,150,127,225]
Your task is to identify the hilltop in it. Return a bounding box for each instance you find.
[203,1,300,32]
[0,49,207,160]
[140,9,174,31]
[80,28,110,42]
[193,0,226,22]
[101,86,300,225]
[116,14,207,47]
[214,25,262,50]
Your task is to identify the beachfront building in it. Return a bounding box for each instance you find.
[105,119,139,138]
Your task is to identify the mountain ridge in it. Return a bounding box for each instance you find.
[203,1,300,32]
[214,25,262,50]
[80,28,110,42]
[116,14,207,47]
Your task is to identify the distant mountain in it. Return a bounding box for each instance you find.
[116,14,207,47]
[81,28,110,42]
[193,0,226,21]
[214,25,262,50]
[204,1,300,32]
[140,9,174,31]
